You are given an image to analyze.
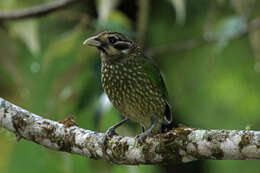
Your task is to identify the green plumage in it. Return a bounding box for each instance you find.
[84,31,173,137]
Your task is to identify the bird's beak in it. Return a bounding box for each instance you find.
[83,36,101,47]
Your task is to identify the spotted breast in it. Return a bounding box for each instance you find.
[101,56,166,131]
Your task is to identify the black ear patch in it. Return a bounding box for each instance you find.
[113,42,130,50]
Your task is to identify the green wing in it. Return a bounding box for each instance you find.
[142,57,169,99]
[141,56,173,124]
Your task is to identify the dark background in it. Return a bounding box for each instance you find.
[1,0,260,172]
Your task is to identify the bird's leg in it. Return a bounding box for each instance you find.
[105,117,129,137]
[136,117,157,142]
[136,123,155,142]
[102,118,129,152]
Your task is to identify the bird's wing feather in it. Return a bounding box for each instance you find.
[140,57,173,124]
[141,57,168,98]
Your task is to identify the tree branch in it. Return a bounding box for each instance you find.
[0,0,81,20]
[1,97,260,165]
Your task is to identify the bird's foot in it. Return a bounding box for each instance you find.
[105,127,119,137]
[102,127,118,146]
[136,121,156,143]
[135,132,150,143]
[102,127,119,154]
[102,118,129,152]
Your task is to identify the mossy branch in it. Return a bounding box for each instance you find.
[1,97,260,165]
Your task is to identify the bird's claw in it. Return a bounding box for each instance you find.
[135,133,148,143]
[102,128,119,153]
[105,127,118,137]
[102,127,118,146]
[135,122,155,143]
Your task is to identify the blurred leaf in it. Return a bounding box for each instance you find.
[208,160,260,173]
[230,0,255,17]
[96,0,132,33]
[96,0,120,22]
[209,16,247,39]
[10,20,41,56]
[42,27,82,70]
[0,0,17,9]
[0,129,15,173]
[108,10,132,28]
[205,15,247,52]
[94,92,112,129]
[7,140,62,173]
[169,0,186,25]
[216,0,225,5]
[94,10,134,38]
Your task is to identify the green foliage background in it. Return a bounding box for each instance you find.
[1,0,260,172]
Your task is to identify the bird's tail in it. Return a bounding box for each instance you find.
[161,102,175,132]
[161,121,175,133]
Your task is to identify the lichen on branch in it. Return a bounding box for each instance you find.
[0,97,260,165]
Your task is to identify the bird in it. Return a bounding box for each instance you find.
[83,31,173,140]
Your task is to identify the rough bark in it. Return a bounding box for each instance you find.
[1,97,260,165]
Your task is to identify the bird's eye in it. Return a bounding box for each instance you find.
[108,36,117,44]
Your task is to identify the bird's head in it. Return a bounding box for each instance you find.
[83,31,136,61]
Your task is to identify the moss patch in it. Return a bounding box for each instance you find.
[239,133,252,151]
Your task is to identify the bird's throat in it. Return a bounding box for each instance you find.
[98,46,107,55]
